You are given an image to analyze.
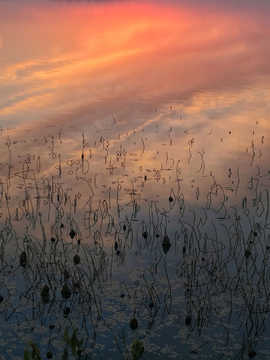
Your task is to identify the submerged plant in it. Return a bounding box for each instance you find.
[126,339,145,360]
[62,328,84,360]
[23,328,84,360]
[109,325,145,360]
[23,341,41,360]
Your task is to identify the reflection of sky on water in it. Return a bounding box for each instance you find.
[0,0,270,359]
[1,0,270,130]
[0,0,270,192]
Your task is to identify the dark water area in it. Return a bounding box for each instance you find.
[0,1,270,359]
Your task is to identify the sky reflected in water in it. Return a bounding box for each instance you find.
[0,0,269,220]
[0,1,270,359]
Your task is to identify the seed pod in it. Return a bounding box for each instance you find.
[245,249,251,258]
[41,285,50,303]
[42,284,49,293]
[149,300,154,309]
[64,269,70,280]
[130,318,138,331]
[248,348,256,358]
[73,254,80,265]
[143,231,148,239]
[185,314,192,326]
[61,283,71,299]
[162,235,171,254]
[46,351,53,359]
[20,251,27,267]
[69,229,76,239]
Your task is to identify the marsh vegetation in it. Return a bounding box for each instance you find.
[0,113,269,360]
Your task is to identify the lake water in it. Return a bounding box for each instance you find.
[0,0,270,359]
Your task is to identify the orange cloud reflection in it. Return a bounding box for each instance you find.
[1,0,270,110]
[0,0,270,177]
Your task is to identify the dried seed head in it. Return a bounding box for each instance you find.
[64,269,70,280]
[143,231,148,239]
[162,235,171,254]
[73,254,80,265]
[130,318,138,331]
[20,251,27,267]
[46,351,53,359]
[61,283,71,299]
[245,249,251,258]
[69,229,76,239]
[185,314,192,326]
[41,285,50,302]
[248,348,256,358]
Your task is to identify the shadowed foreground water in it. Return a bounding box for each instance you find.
[0,114,269,359]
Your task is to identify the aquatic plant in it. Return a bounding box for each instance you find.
[126,339,145,360]
[0,108,269,359]
[62,328,84,360]
[23,328,84,360]
[23,341,41,360]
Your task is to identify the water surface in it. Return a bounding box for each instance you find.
[0,1,270,359]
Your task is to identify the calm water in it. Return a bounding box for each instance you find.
[0,0,270,359]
